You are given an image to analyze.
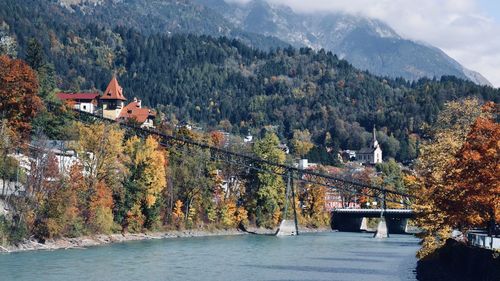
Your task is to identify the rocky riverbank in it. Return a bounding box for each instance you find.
[0,226,333,253]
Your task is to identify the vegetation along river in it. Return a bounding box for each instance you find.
[0,232,420,281]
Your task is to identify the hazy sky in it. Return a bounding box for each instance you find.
[229,0,500,87]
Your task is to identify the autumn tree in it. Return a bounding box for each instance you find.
[210,131,225,148]
[442,103,499,232]
[123,136,167,230]
[300,174,329,227]
[0,120,20,189]
[73,122,126,191]
[172,200,184,229]
[412,98,487,257]
[0,55,42,137]
[291,129,314,158]
[30,152,64,239]
[88,181,115,234]
[73,122,125,232]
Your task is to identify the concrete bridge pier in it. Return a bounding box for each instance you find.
[276,220,297,236]
[360,217,368,231]
[374,218,389,238]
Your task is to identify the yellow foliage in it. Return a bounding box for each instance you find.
[172,200,184,228]
[127,136,167,208]
[127,203,145,233]
[235,206,249,226]
[73,122,126,190]
[221,201,237,228]
[272,209,281,226]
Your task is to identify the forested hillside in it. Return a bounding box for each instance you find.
[1,0,498,163]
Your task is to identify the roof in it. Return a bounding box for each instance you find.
[357,147,375,154]
[101,76,127,101]
[118,101,156,124]
[56,92,100,101]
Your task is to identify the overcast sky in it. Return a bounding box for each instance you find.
[229,0,500,87]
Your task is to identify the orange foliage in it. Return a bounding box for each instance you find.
[210,131,225,147]
[443,103,500,228]
[0,55,42,137]
[90,181,114,210]
[88,181,115,233]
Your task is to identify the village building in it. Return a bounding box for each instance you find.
[117,98,156,128]
[56,76,156,128]
[339,150,356,163]
[100,76,127,120]
[324,189,361,211]
[101,77,156,128]
[357,127,383,164]
[56,92,100,114]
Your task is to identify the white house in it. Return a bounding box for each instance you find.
[56,92,100,114]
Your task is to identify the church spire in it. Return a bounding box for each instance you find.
[372,125,379,149]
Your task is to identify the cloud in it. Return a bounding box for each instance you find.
[227,0,500,87]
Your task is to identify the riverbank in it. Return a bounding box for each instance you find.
[416,238,500,281]
[0,226,333,253]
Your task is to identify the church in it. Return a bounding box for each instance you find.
[57,76,156,128]
[357,127,383,164]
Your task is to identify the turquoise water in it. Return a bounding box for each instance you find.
[0,232,419,281]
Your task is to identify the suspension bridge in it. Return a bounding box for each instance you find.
[45,102,415,237]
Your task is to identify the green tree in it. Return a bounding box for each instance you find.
[251,132,286,228]
[26,38,44,71]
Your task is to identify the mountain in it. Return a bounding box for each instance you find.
[56,0,289,51]
[56,0,491,85]
[195,0,492,86]
[1,0,498,163]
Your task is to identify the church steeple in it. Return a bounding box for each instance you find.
[372,125,379,149]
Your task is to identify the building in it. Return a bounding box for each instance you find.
[297,159,317,170]
[339,150,356,163]
[118,98,156,128]
[29,140,79,174]
[56,92,100,114]
[324,189,360,211]
[100,76,127,120]
[357,127,382,164]
[101,77,157,128]
[57,76,156,128]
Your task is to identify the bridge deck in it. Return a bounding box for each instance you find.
[332,208,414,218]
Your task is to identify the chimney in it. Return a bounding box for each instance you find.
[133,97,138,102]
[137,100,142,108]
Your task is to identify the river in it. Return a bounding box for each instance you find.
[0,232,420,281]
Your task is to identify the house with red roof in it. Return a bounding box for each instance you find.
[100,76,127,120]
[56,92,100,114]
[118,97,156,128]
[56,76,156,128]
